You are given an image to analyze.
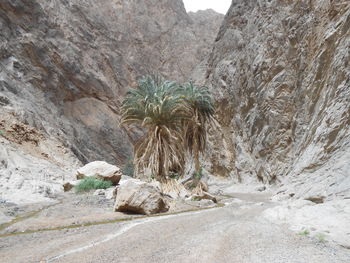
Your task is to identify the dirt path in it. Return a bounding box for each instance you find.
[0,194,349,263]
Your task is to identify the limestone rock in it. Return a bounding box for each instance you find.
[192,192,217,203]
[62,181,79,192]
[304,195,325,204]
[76,161,122,185]
[0,113,80,204]
[256,186,266,192]
[263,199,350,248]
[93,189,105,196]
[104,187,117,200]
[0,0,223,165]
[204,0,350,201]
[114,179,169,215]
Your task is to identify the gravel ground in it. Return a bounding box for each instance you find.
[1,194,349,263]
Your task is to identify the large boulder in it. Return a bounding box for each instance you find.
[76,161,122,185]
[114,179,169,215]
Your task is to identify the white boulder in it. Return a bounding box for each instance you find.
[114,179,169,215]
[76,161,122,185]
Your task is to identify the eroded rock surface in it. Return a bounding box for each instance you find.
[0,116,80,204]
[0,0,222,204]
[0,0,223,165]
[114,179,169,215]
[202,0,350,247]
[204,0,350,201]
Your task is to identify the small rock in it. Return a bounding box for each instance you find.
[192,191,217,203]
[93,189,105,196]
[256,185,266,192]
[105,187,116,200]
[305,195,325,204]
[0,96,10,106]
[198,199,215,207]
[63,181,78,192]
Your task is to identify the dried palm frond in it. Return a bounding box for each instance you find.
[121,75,188,181]
[161,178,188,197]
[178,82,215,172]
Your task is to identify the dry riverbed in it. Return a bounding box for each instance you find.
[0,191,349,263]
[0,191,219,236]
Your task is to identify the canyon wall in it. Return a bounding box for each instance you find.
[0,0,223,203]
[205,0,350,200]
[0,0,222,165]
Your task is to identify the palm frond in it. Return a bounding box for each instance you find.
[121,75,187,180]
[179,82,215,156]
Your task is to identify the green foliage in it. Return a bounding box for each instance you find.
[0,130,4,136]
[192,196,201,201]
[123,157,135,177]
[298,230,310,236]
[316,233,326,243]
[179,82,215,122]
[179,82,215,172]
[121,75,215,181]
[122,75,188,180]
[168,171,180,180]
[193,167,204,180]
[74,177,112,193]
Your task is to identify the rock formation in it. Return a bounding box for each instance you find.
[114,178,169,215]
[204,0,350,202]
[1,0,349,241]
[76,161,122,185]
[0,0,223,203]
[0,0,223,165]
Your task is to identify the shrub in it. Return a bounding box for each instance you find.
[74,177,112,193]
[298,230,310,236]
[123,157,135,177]
[317,233,326,243]
[193,167,203,180]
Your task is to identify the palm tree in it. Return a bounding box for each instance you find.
[179,82,215,174]
[121,75,188,181]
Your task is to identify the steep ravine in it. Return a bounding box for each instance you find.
[203,0,350,247]
[0,0,349,253]
[205,0,350,200]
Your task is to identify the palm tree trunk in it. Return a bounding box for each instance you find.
[157,152,164,182]
[194,150,200,173]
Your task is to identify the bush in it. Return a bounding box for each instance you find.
[123,157,134,177]
[74,177,112,193]
[193,167,203,180]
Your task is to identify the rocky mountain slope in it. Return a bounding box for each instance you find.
[0,0,223,165]
[203,0,350,247]
[1,0,350,251]
[205,0,350,199]
[0,0,223,203]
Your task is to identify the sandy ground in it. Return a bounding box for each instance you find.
[0,192,349,263]
[0,191,217,235]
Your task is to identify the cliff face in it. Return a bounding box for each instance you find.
[0,0,223,165]
[205,0,350,200]
[0,0,223,203]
